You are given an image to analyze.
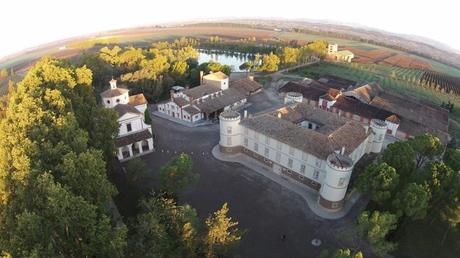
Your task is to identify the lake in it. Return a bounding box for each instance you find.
[198,49,253,72]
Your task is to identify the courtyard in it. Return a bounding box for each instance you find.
[113,110,373,257]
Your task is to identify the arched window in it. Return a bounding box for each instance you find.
[116,98,120,103]
[107,100,111,104]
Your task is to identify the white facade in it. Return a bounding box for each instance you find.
[101,79,154,161]
[157,71,247,123]
[218,107,387,212]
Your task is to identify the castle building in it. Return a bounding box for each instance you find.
[101,79,154,161]
[157,71,262,123]
[218,103,387,211]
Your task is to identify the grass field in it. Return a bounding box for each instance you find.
[287,62,460,123]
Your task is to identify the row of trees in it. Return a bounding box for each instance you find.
[354,133,460,256]
[239,39,327,72]
[0,57,125,257]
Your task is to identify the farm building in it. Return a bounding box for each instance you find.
[157,72,262,123]
[218,103,387,211]
[328,43,355,63]
[278,81,450,143]
[101,79,154,161]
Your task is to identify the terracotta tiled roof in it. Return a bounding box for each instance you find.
[196,88,246,113]
[203,71,228,81]
[385,115,400,124]
[114,104,142,117]
[231,78,262,95]
[173,97,189,107]
[241,105,369,160]
[184,84,221,99]
[183,105,201,115]
[332,96,393,120]
[279,82,329,101]
[101,88,129,98]
[128,94,147,106]
[115,129,152,147]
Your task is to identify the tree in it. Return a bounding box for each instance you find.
[381,141,416,182]
[280,47,300,65]
[258,52,280,72]
[408,133,443,169]
[205,203,242,258]
[0,68,7,78]
[356,211,398,257]
[159,153,198,196]
[128,193,200,258]
[0,57,127,256]
[355,162,399,206]
[320,248,364,258]
[391,183,431,220]
[443,148,460,171]
[126,158,151,188]
[425,161,460,242]
[239,61,254,73]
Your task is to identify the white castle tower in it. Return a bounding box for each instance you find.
[319,153,354,211]
[370,119,388,153]
[219,111,242,154]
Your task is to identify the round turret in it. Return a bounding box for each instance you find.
[219,111,242,154]
[319,153,353,211]
[284,92,303,104]
[370,119,387,153]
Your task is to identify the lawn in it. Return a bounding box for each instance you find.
[288,62,460,123]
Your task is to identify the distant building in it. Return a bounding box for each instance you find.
[101,79,154,161]
[218,103,387,211]
[327,43,354,63]
[157,72,262,123]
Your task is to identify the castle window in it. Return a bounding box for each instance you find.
[264,147,269,157]
[300,164,306,175]
[126,123,132,132]
[313,170,319,180]
[116,98,120,103]
[288,158,293,169]
[244,138,248,147]
[338,178,346,187]
[254,143,259,152]
[227,126,232,134]
[107,100,110,104]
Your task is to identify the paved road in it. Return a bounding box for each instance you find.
[129,113,374,258]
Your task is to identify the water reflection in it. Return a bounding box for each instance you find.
[198,49,254,72]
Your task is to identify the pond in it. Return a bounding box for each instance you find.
[198,49,254,72]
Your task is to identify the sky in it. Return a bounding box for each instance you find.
[1,0,458,59]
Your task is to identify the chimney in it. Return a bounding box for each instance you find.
[109,78,117,89]
[170,89,174,101]
[200,71,204,85]
[244,110,248,118]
